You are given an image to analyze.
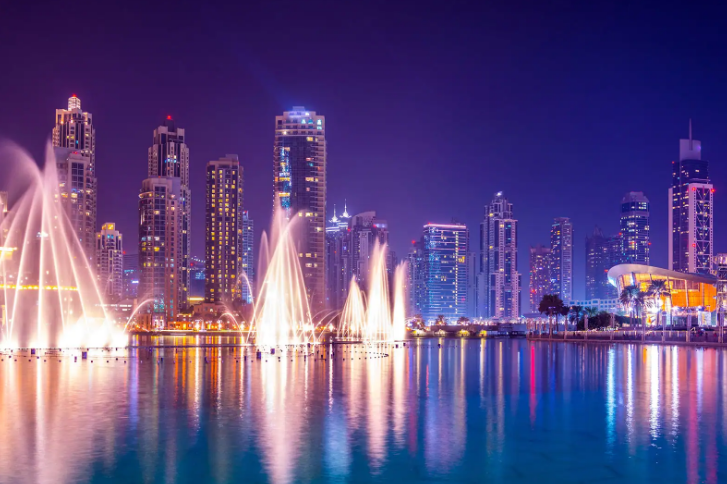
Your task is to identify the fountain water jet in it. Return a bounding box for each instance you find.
[0,142,125,349]
[249,210,315,348]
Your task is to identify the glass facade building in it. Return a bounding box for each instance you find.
[422,223,468,321]
[550,217,573,303]
[96,223,123,302]
[274,107,326,313]
[480,192,520,318]
[669,122,714,274]
[205,156,243,305]
[620,192,650,264]
[585,226,619,300]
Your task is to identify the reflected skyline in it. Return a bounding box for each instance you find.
[2,338,727,483]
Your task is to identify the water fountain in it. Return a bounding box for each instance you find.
[249,210,316,348]
[336,242,409,342]
[0,143,126,349]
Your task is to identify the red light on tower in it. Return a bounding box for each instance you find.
[711,188,716,193]
[167,115,172,120]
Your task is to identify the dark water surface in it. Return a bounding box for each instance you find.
[1,337,726,483]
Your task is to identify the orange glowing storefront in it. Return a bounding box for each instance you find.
[608,264,717,327]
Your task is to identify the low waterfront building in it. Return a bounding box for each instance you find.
[608,263,717,326]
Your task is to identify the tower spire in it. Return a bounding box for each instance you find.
[342,199,350,218]
[689,118,693,149]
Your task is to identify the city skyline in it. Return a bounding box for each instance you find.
[3,1,727,302]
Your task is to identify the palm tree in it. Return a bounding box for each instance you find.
[435,314,447,326]
[648,280,671,342]
[633,290,652,341]
[585,306,599,319]
[538,294,565,338]
[457,316,470,325]
[568,305,583,337]
[619,285,639,328]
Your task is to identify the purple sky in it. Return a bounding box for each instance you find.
[1,0,727,299]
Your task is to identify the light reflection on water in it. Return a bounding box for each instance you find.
[1,337,727,483]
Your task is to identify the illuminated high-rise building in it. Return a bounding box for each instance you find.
[205,155,243,305]
[422,222,468,321]
[620,192,650,264]
[550,217,573,302]
[407,239,426,317]
[96,223,123,302]
[480,192,520,318]
[53,147,95,259]
[325,203,351,310]
[273,107,326,313]
[52,95,96,244]
[145,117,191,311]
[669,121,714,274]
[138,177,183,324]
[585,227,618,300]
[529,245,551,312]
[241,211,255,305]
[349,211,389,290]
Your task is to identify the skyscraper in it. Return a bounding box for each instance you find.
[138,177,183,324]
[480,192,520,318]
[52,95,96,244]
[349,211,389,290]
[122,253,139,300]
[669,121,714,274]
[147,117,191,308]
[205,155,243,305]
[529,245,551,312]
[620,191,650,264]
[466,251,478,317]
[53,147,95,259]
[422,223,468,321]
[96,223,123,302]
[550,217,573,302]
[274,107,326,313]
[241,211,255,305]
[325,204,351,310]
[585,227,618,300]
[407,239,426,317]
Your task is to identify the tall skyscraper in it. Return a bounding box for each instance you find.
[138,177,183,323]
[138,117,192,317]
[407,239,426,317]
[52,95,96,245]
[205,155,243,305]
[585,227,618,300]
[529,245,551,312]
[96,223,123,302]
[422,223,468,321]
[122,253,139,300]
[349,211,389,290]
[669,121,714,274]
[147,117,191,308]
[480,192,520,318]
[273,107,326,313]
[53,147,95,259]
[325,204,351,310]
[466,251,478,317]
[620,191,650,264]
[241,211,255,305]
[550,217,573,302]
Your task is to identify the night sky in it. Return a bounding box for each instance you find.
[1,0,727,300]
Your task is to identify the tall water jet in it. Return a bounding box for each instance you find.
[364,242,392,341]
[0,143,125,349]
[251,210,314,347]
[391,263,408,341]
[338,277,366,340]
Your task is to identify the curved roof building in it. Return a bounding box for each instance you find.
[608,264,717,312]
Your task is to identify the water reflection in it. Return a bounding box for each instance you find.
[1,339,727,483]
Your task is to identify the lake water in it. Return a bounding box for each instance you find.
[1,337,726,483]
